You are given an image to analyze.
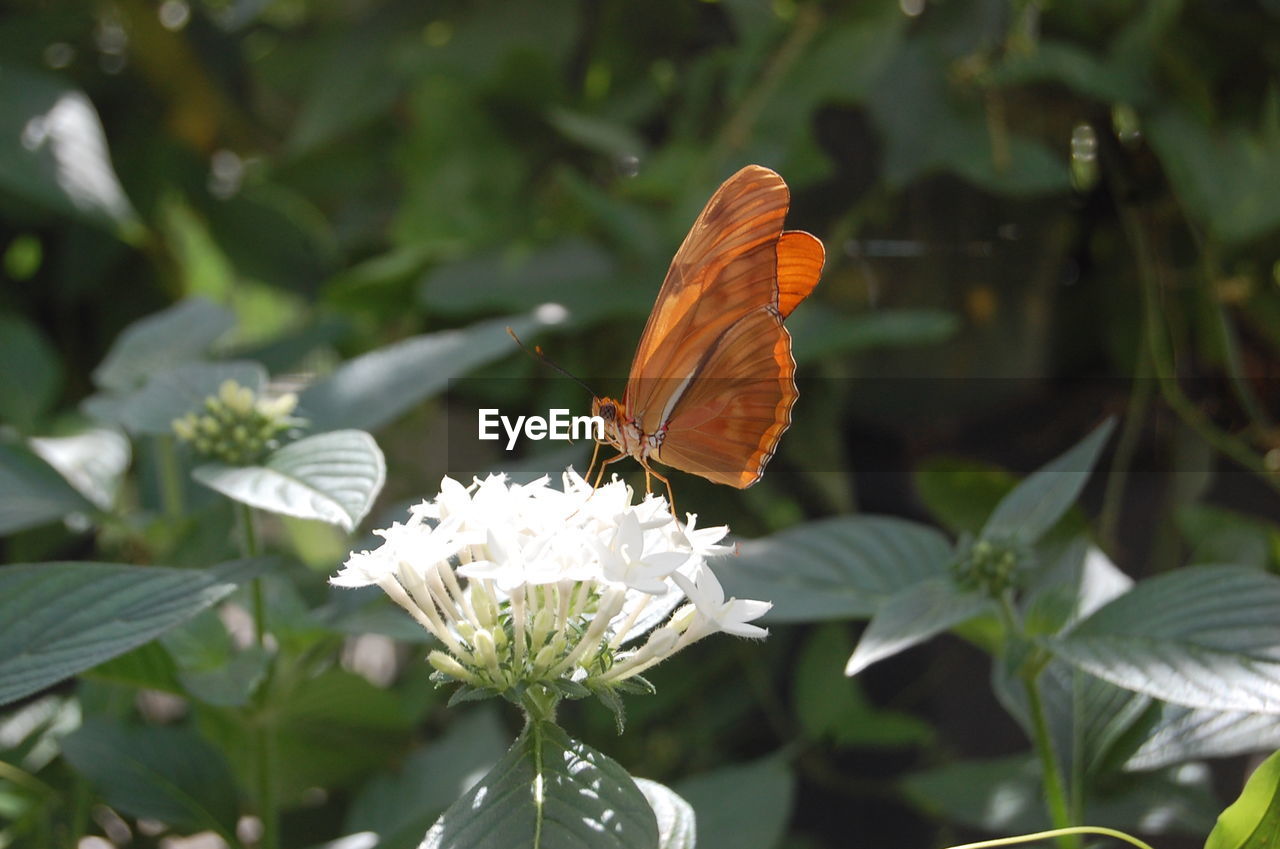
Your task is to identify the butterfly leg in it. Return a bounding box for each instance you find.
[592,451,629,490]
[585,439,604,484]
[641,461,679,523]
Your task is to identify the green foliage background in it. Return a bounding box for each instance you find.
[4,1,1280,848]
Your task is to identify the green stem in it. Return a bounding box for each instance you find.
[942,825,1155,849]
[710,4,821,159]
[255,721,279,849]
[1100,343,1153,547]
[1121,202,1280,494]
[67,771,91,849]
[1024,673,1078,849]
[156,435,185,517]
[995,594,1077,849]
[236,502,277,848]
[237,503,266,647]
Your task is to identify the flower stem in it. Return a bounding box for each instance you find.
[156,435,185,517]
[236,502,277,848]
[238,502,266,646]
[255,721,280,849]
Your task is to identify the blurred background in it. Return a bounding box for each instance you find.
[4,0,1280,847]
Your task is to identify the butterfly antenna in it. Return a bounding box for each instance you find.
[505,327,597,396]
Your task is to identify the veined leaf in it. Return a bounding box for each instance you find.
[193,430,385,531]
[0,559,264,706]
[1054,566,1280,714]
[422,721,658,849]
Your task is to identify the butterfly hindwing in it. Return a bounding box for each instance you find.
[651,306,796,488]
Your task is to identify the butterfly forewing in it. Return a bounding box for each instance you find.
[625,166,792,433]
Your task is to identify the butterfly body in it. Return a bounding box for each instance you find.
[591,165,824,490]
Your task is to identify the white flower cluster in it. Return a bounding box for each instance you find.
[332,469,771,699]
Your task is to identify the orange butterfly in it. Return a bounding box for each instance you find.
[589,164,825,498]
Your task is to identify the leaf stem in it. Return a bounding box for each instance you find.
[156,435,185,517]
[941,826,1154,849]
[235,501,277,848]
[237,503,266,647]
[1023,670,1078,849]
[1100,343,1153,547]
[255,721,280,849]
[995,594,1077,849]
[1117,184,1280,495]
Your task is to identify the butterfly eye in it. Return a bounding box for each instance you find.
[600,403,616,422]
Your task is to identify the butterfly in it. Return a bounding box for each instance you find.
[589,164,825,499]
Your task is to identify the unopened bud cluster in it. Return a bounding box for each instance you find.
[172,379,299,465]
[954,536,1024,595]
[332,470,770,708]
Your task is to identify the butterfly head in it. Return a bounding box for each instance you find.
[591,396,638,457]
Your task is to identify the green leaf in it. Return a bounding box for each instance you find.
[902,755,1045,833]
[995,650,1153,779]
[867,40,1070,195]
[422,721,658,849]
[299,312,565,433]
[91,298,236,392]
[998,546,1152,778]
[547,108,646,162]
[0,443,94,535]
[1127,705,1280,772]
[794,624,932,747]
[1148,106,1280,246]
[85,360,267,436]
[286,12,412,155]
[180,646,270,707]
[61,717,239,838]
[717,516,953,623]
[983,40,1147,104]
[1178,504,1280,571]
[789,308,960,365]
[675,757,793,849]
[844,579,993,676]
[635,779,696,849]
[0,559,261,707]
[84,640,182,694]
[28,428,130,511]
[199,668,416,803]
[344,708,509,849]
[0,67,140,238]
[1206,749,1280,849]
[1054,566,1280,714]
[418,241,630,323]
[193,430,385,531]
[914,457,1017,537]
[0,313,62,432]
[903,754,1218,835]
[981,418,1114,547]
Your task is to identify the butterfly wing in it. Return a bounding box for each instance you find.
[624,165,791,435]
[776,231,825,318]
[650,306,796,488]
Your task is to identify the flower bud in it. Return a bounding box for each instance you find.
[428,650,478,685]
